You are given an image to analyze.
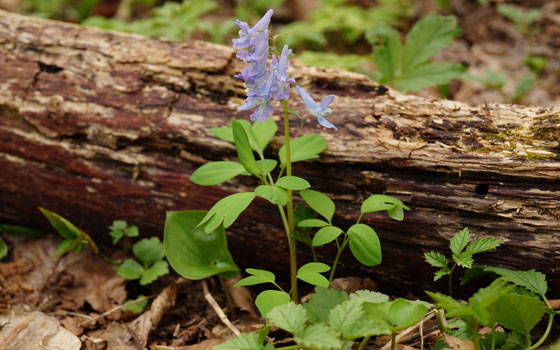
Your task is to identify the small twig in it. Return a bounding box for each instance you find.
[79,295,154,326]
[201,280,240,336]
[126,324,143,350]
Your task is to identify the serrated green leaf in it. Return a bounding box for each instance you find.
[347,224,382,266]
[39,207,81,239]
[233,120,261,175]
[198,192,256,233]
[329,298,388,339]
[484,267,547,297]
[294,323,342,349]
[133,237,165,267]
[450,228,470,255]
[397,62,466,93]
[425,251,448,268]
[255,290,291,318]
[164,210,238,280]
[122,295,148,314]
[470,278,516,326]
[372,25,402,84]
[299,189,335,223]
[276,176,311,191]
[297,219,329,228]
[312,226,343,246]
[140,260,169,285]
[453,252,474,269]
[0,237,6,260]
[434,269,451,282]
[117,258,145,280]
[213,332,266,350]
[351,290,389,304]
[235,268,276,287]
[297,262,331,288]
[305,287,350,323]
[426,291,473,319]
[401,14,461,71]
[255,185,288,206]
[252,118,277,153]
[465,237,502,254]
[190,161,246,186]
[268,302,308,335]
[278,134,327,165]
[497,293,545,335]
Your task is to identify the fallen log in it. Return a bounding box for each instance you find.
[1,10,559,296]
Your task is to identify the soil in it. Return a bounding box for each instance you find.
[0,0,559,349]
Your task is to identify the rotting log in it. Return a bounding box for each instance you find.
[1,10,559,296]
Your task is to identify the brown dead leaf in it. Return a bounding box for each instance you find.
[549,299,560,310]
[92,322,137,350]
[330,277,377,293]
[170,338,224,350]
[225,275,257,317]
[444,334,475,350]
[129,281,178,346]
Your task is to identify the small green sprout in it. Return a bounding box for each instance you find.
[116,237,169,285]
[109,220,139,244]
[497,4,540,35]
[122,295,149,314]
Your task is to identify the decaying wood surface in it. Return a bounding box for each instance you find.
[1,10,559,295]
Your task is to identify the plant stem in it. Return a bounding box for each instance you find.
[358,336,371,350]
[391,330,396,350]
[218,275,234,312]
[434,309,449,334]
[328,236,349,283]
[527,313,554,350]
[281,99,298,303]
[471,320,480,350]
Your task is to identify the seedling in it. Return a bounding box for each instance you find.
[116,237,169,285]
[497,4,540,35]
[424,227,501,296]
[109,219,139,254]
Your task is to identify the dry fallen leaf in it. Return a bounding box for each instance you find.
[0,311,81,350]
[171,338,224,350]
[330,277,377,293]
[225,275,257,317]
[444,334,475,350]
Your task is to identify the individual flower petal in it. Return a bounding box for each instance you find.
[232,9,273,50]
[295,86,337,130]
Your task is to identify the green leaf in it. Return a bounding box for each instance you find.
[0,237,7,260]
[514,72,536,102]
[484,267,547,297]
[299,190,335,223]
[251,118,277,153]
[191,161,246,186]
[305,287,350,324]
[39,207,81,239]
[469,278,516,326]
[276,176,311,191]
[268,302,308,335]
[140,260,169,285]
[424,251,448,268]
[108,220,126,244]
[352,290,389,304]
[450,228,470,255]
[453,252,474,269]
[133,237,165,268]
[361,194,410,221]
[312,226,343,246]
[297,219,329,228]
[164,210,239,280]
[55,238,75,257]
[232,120,261,175]
[235,268,276,287]
[388,298,429,331]
[372,25,403,84]
[117,258,145,280]
[426,291,473,319]
[278,134,327,165]
[255,290,291,318]
[465,237,502,254]
[122,295,148,314]
[210,126,234,143]
[347,224,382,266]
[294,323,342,349]
[401,14,461,70]
[213,332,266,350]
[497,293,545,335]
[256,159,277,176]
[329,298,388,339]
[396,61,466,92]
[198,192,256,233]
[255,185,288,206]
[0,224,47,238]
[297,262,331,288]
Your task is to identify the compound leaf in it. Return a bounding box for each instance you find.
[450,228,470,255]
[465,237,502,254]
[140,260,169,285]
[133,237,165,268]
[235,268,276,287]
[305,287,349,323]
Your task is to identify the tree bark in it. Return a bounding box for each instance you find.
[1,10,559,296]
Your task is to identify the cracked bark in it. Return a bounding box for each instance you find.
[1,10,559,296]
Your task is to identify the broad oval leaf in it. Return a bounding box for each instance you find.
[361,194,410,221]
[117,258,144,280]
[297,219,329,228]
[255,185,288,206]
[388,298,429,331]
[198,192,256,233]
[232,120,261,175]
[312,226,343,247]
[278,134,327,165]
[252,118,278,153]
[133,237,165,267]
[235,268,276,287]
[347,224,382,266]
[276,176,311,190]
[164,210,239,280]
[297,262,331,288]
[39,207,81,239]
[210,126,234,143]
[191,161,246,186]
[255,290,291,318]
[299,190,335,223]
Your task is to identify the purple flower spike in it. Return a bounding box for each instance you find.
[271,45,296,101]
[232,9,274,50]
[295,86,337,130]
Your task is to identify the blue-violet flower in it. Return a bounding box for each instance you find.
[295,86,337,130]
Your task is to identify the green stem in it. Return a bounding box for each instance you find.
[281,100,298,303]
[391,330,396,350]
[358,336,372,350]
[471,320,480,350]
[328,236,349,283]
[275,345,306,350]
[435,309,449,334]
[97,252,120,265]
[527,313,554,350]
[491,326,496,350]
[218,275,234,312]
